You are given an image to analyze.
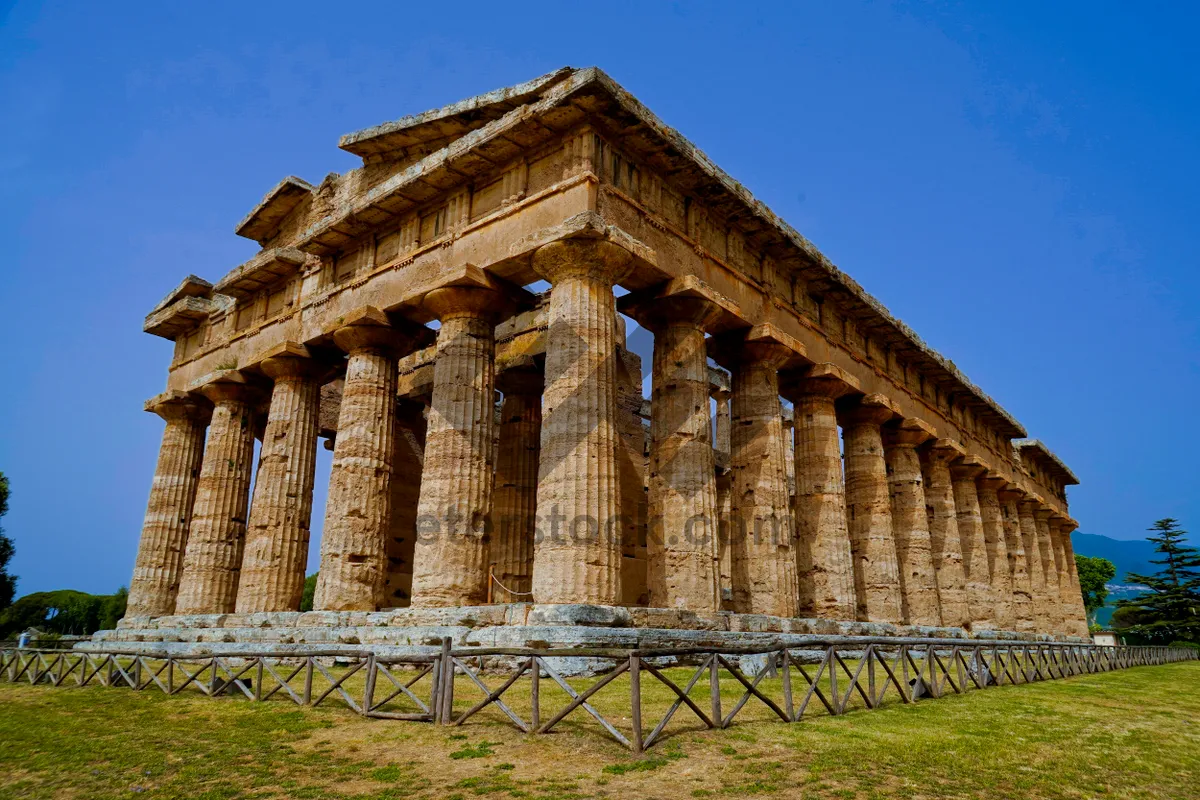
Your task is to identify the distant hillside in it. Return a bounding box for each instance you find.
[1071,532,1161,583]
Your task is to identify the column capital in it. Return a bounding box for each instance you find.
[997,485,1027,504]
[419,268,534,323]
[618,275,744,334]
[144,390,212,424]
[979,474,1010,493]
[532,237,633,285]
[329,306,415,355]
[251,341,328,381]
[190,369,267,406]
[949,454,990,482]
[838,392,900,428]
[496,362,544,396]
[709,323,808,370]
[924,437,967,466]
[780,362,861,401]
[883,416,936,448]
[1033,505,1053,522]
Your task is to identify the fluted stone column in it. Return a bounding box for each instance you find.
[714,388,734,609]
[385,400,427,607]
[714,389,731,463]
[882,419,941,627]
[840,396,903,623]
[977,476,1014,631]
[175,375,261,614]
[999,489,1035,632]
[530,239,632,605]
[236,347,323,613]
[1033,507,1061,633]
[785,365,857,621]
[1048,517,1073,636]
[126,392,212,618]
[643,296,724,611]
[410,286,504,607]
[725,339,797,617]
[950,458,995,631]
[1018,499,1050,632]
[490,367,542,598]
[1059,521,1089,636]
[314,309,408,611]
[921,441,971,628]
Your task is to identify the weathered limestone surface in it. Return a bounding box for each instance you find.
[1018,500,1050,632]
[124,70,1085,643]
[530,239,631,605]
[950,458,995,631]
[384,401,426,607]
[644,297,722,611]
[615,345,649,607]
[175,377,260,614]
[840,396,903,624]
[1034,509,1062,633]
[977,477,1013,631]
[126,393,211,618]
[1059,524,1089,637]
[724,336,798,618]
[490,369,542,599]
[1048,518,1073,636]
[922,442,971,629]
[236,348,323,613]
[786,365,857,621]
[999,489,1035,632]
[882,419,941,627]
[410,287,502,607]
[314,310,406,611]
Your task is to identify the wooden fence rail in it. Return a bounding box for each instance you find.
[1,639,1193,753]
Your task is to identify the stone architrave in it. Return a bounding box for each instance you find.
[921,441,971,629]
[633,291,730,612]
[977,476,1014,631]
[235,345,324,613]
[716,327,801,617]
[950,456,995,631]
[126,392,212,618]
[1018,499,1049,632]
[784,363,858,621]
[882,417,941,627]
[999,488,1035,632]
[839,394,904,624]
[314,308,410,611]
[174,374,262,614]
[410,285,506,607]
[529,238,632,605]
[385,400,427,607]
[490,367,542,598]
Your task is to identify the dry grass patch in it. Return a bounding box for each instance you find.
[0,659,1196,799]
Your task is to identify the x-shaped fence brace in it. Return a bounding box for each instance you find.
[2,639,1193,753]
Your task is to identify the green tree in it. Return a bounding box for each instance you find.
[1076,554,1116,624]
[300,573,317,612]
[0,472,15,610]
[1114,519,1200,643]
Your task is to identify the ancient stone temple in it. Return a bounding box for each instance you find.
[114,67,1089,652]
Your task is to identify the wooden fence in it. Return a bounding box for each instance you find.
[2,638,1194,752]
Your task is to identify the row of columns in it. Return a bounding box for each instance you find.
[127,237,1087,639]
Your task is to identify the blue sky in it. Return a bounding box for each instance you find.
[2,1,1197,597]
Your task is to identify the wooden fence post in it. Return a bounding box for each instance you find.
[630,654,643,753]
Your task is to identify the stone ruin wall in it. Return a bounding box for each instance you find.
[129,67,1086,639]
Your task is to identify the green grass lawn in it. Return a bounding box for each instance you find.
[1,658,1197,799]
